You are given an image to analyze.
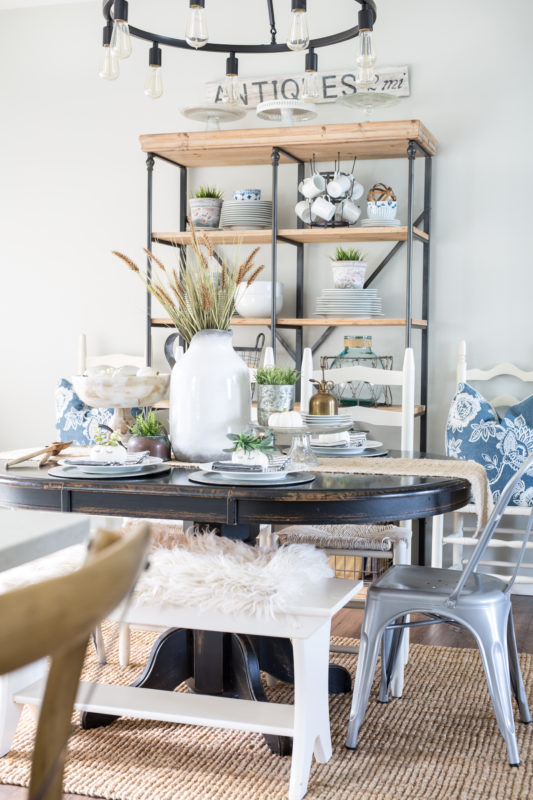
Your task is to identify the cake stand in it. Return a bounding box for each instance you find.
[181,104,248,131]
[256,99,317,126]
[71,374,170,435]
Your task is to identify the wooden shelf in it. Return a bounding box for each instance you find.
[152,226,428,246]
[140,121,437,167]
[152,317,427,329]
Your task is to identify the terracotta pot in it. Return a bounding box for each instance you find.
[127,434,171,460]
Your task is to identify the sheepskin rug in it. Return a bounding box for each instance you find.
[0,530,333,618]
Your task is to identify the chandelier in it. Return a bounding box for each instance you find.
[98,1,378,103]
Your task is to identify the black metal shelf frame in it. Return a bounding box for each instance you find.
[144,136,432,444]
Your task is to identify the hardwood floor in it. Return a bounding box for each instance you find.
[1,596,532,800]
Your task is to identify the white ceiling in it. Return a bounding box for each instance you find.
[0,0,95,8]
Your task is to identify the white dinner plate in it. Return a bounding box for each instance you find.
[188,470,316,487]
[210,469,289,482]
[59,456,163,475]
[49,464,170,480]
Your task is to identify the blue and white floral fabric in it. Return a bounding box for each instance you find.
[446,382,533,506]
[55,378,115,445]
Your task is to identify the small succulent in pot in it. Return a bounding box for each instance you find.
[255,367,300,427]
[127,409,171,460]
[224,429,275,468]
[189,185,224,229]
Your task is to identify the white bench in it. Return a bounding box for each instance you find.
[10,576,361,800]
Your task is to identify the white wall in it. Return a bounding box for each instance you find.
[0,0,532,451]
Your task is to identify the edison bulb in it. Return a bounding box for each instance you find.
[99,46,119,80]
[144,66,163,99]
[302,70,319,102]
[185,5,208,49]
[222,75,240,105]
[111,20,132,59]
[355,30,376,89]
[287,10,310,51]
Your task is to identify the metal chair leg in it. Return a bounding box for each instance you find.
[468,605,520,765]
[379,617,406,703]
[507,610,531,724]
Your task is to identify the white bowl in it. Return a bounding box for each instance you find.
[71,374,170,408]
[235,282,283,317]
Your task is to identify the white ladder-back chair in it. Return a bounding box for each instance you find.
[77,333,146,374]
[432,340,533,595]
[279,348,416,697]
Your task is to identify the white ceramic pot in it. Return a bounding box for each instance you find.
[235,281,284,318]
[331,261,367,289]
[170,329,251,462]
[188,197,223,228]
[366,200,398,220]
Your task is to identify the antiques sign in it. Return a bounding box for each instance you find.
[205,65,409,108]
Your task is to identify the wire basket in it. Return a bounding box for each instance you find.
[234,333,265,399]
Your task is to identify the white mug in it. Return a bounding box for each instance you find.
[311,195,336,221]
[350,180,364,201]
[327,172,352,199]
[295,200,316,224]
[300,174,326,199]
[341,199,361,224]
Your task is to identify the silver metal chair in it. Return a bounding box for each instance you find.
[346,453,533,765]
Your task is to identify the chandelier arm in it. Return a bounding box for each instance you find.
[266,0,277,45]
[126,24,361,54]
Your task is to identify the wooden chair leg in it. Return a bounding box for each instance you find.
[119,623,131,667]
[29,641,88,800]
[431,515,444,568]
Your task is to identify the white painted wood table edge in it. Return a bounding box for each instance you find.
[0,510,90,572]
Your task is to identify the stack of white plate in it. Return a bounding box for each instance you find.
[302,413,352,427]
[360,218,401,227]
[219,201,272,230]
[314,288,383,318]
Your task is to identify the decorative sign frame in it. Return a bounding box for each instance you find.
[205,65,409,108]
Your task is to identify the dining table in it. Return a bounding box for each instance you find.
[0,452,471,755]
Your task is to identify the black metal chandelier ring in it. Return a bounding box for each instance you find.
[101,0,377,55]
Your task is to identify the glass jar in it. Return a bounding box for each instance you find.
[328,336,392,406]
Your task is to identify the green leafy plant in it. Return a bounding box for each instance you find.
[330,247,366,262]
[191,185,223,199]
[224,430,275,454]
[93,429,122,447]
[256,366,300,385]
[113,221,264,343]
[128,409,165,437]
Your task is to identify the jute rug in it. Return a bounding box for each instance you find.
[1,625,532,800]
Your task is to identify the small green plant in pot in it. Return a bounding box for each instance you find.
[330,247,367,289]
[255,367,300,427]
[189,185,224,229]
[127,409,170,460]
[224,429,275,467]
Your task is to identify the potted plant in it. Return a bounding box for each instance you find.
[127,409,171,460]
[255,366,300,426]
[224,429,275,467]
[114,222,264,462]
[189,185,224,229]
[330,247,367,289]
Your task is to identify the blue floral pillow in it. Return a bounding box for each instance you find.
[446,382,533,506]
[54,378,115,445]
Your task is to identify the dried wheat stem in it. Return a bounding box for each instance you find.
[246,265,265,287]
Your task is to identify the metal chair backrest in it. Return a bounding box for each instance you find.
[447,454,533,606]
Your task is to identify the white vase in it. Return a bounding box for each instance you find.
[170,329,251,462]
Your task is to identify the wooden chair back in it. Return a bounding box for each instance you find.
[0,524,150,800]
[77,333,146,374]
[308,348,416,453]
[457,339,533,409]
